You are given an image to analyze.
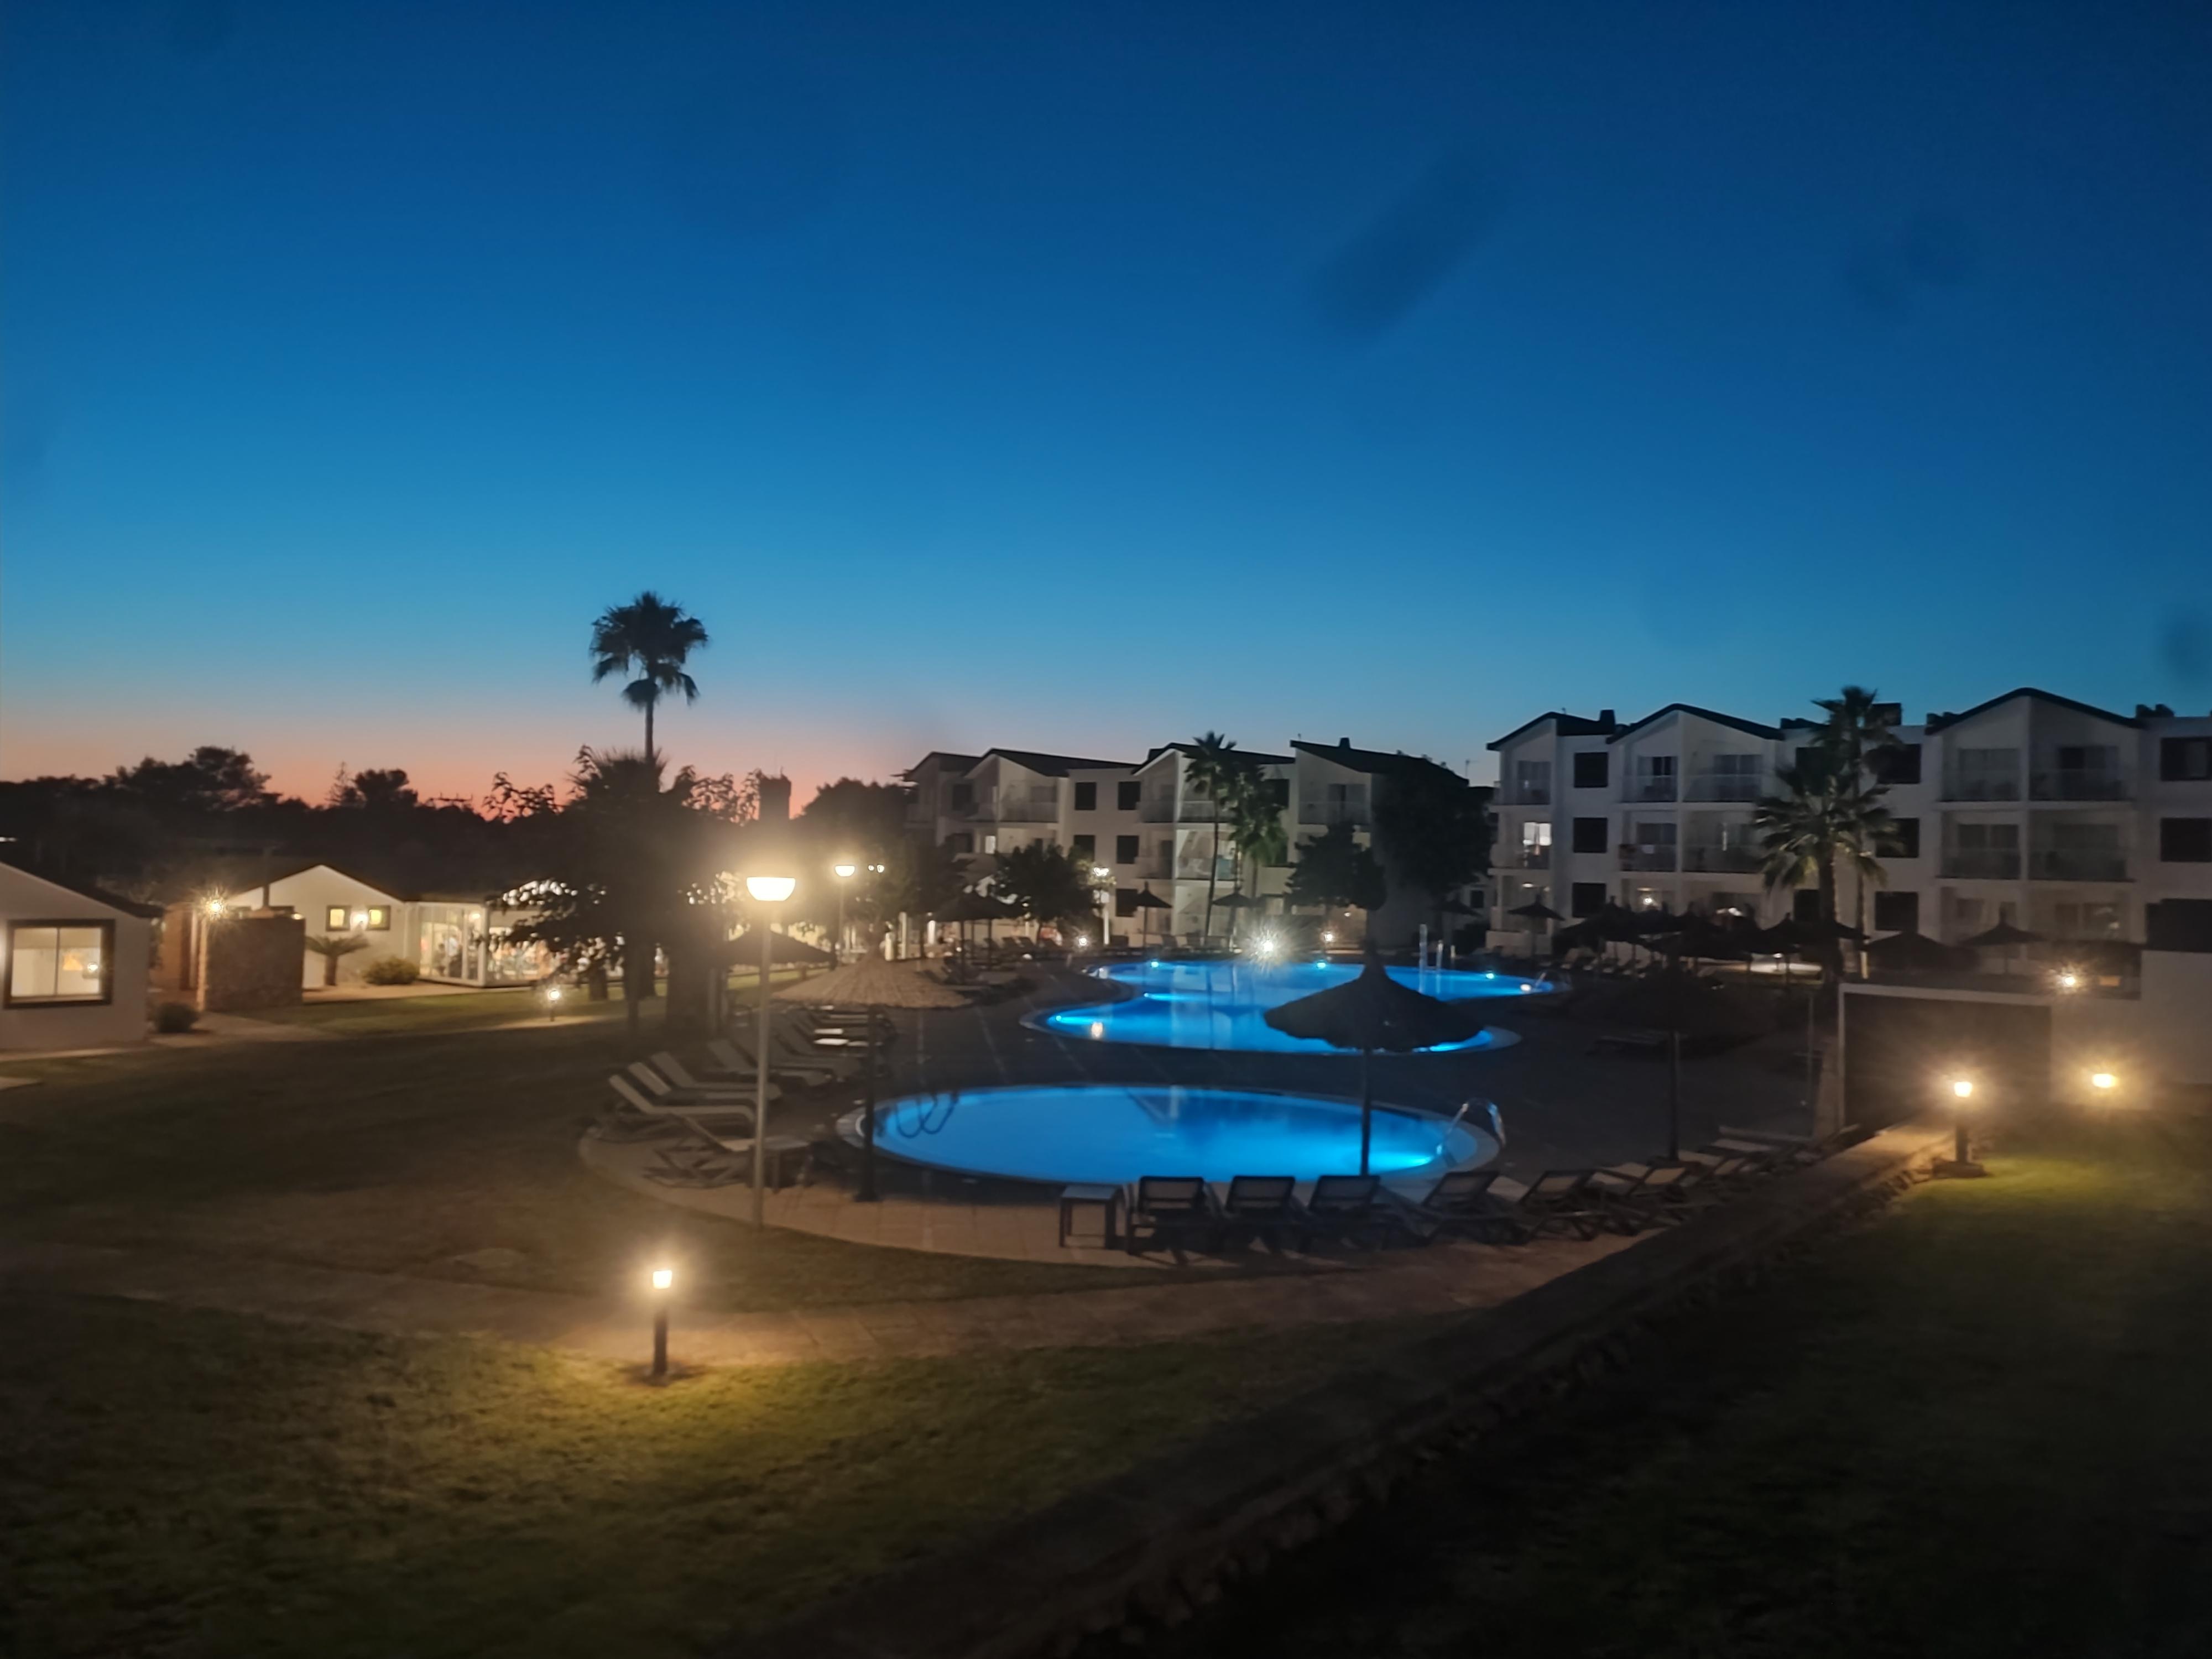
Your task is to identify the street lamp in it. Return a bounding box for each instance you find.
[744,871,796,1226]
[649,1264,674,1380]
[832,862,858,964]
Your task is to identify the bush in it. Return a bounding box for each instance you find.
[361,956,421,986]
[153,1000,200,1034]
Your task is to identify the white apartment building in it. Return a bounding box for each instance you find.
[903,739,1488,946]
[1488,689,2212,947]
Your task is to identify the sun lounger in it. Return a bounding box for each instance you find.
[767,1024,862,1076]
[1218,1175,1306,1248]
[643,1144,752,1188]
[1495,1169,1602,1240]
[1587,1161,1695,1232]
[705,1036,841,1089]
[628,1058,778,1109]
[1301,1174,1387,1249]
[607,1073,756,1134]
[1124,1175,1224,1255]
[1388,1167,1513,1243]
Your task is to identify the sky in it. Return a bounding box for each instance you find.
[5,0,2210,802]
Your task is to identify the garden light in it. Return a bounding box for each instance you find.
[1951,1078,1974,1100]
[649,1265,674,1379]
[541,982,562,1022]
[2055,969,2081,992]
[200,896,226,920]
[2090,1071,2116,1092]
[833,862,857,880]
[1943,1076,1982,1173]
[1074,933,1089,948]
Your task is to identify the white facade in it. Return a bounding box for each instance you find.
[1487,690,2212,947]
[220,864,551,987]
[0,859,156,1051]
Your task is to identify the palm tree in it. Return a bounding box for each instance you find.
[1183,732,1242,944]
[589,592,709,761]
[1223,769,1288,938]
[1752,752,1892,979]
[1814,686,1902,966]
[304,932,371,988]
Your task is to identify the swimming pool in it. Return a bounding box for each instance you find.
[854,1083,1496,1185]
[1027,958,1558,1053]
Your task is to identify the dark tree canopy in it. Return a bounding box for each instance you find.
[1286,821,1386,914]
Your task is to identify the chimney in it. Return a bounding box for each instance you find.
[1338,737,1350,750]
[757,775,791,823]
[1597,708,1615,727]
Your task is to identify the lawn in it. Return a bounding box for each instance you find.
[251,970,820,1037]
[1156,1111,2212,1658]
[0,1295,1421,1658]
[0,1018,1149,1310]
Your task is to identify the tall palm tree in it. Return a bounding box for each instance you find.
[589,592,709,761]
[1814,686,1901,967]
[1224,769,1288,938]
[1183,732,1241,945]
[1752,752,1892,979]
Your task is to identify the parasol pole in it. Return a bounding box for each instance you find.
[1360,1045,1374,1176]
[858,1001,880,1202]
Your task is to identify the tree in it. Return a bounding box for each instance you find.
[303,932,371,988]
[1814,686,1902,967]
[1373,763,1492,942]
[991,841,1093,939]
[1222,769,1287,938]
[1183,732,1244,943]
[589,591,709,761]
[1752,750,1892,979]
[330,768,419,811]
[105,747,269,814]
[1286,822,1386,924]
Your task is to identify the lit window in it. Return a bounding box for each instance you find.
[366,906,391,931]
[6,922,113,1006]
[326,905,349,930]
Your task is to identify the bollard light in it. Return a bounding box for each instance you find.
[649,1265,674,1379]
[1944,1077,1980,1172]
[2090,1071,2116,1093]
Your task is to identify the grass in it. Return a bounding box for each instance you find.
[251,970,820,1036]
[1156,1111,2212,1658]
[0,1019,1154,1310]
[0,1295,1417,1658]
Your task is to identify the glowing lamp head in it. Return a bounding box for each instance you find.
[1322,930,1335,944]
[1074,934,1089,947]
[545,985,562,1003]
[350,910,369,929]
[2056,971,2081,991]
[650,1266,674,1292]
[745,874,797,904]
[1950,1078,1975,1101]
[1088,1021,1105,1040]
[201,898,227,920]
[833,862,857,880]
[2090,1071,2117,1092]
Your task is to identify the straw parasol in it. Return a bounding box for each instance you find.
[777,957,969,1202]
[1125,883,1171,948]
[937,889,1020,954]
[721,928,834,968]
[1864,929,1975,974]
[1964,919,2044,978]
[1262,954,1486,1174]
[1506,899,1563,960]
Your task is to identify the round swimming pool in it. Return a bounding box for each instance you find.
[854,1084,1496,1185]
[1027,958,1558,1053]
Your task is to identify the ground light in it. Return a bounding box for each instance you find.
[541,982,562,1022]
[1942,1076,1985,1176]
[649,1265,674,1380]
[744,872,797,1226]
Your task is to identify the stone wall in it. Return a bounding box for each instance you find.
[198,915,305,1013]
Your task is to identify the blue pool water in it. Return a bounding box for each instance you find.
[1027,958,1558,1053]
[855,1084,1496,1185]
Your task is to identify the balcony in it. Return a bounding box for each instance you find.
[1682,844,1761,874]
[1500,786,1551,807]
[2030,851,2128,881]
[1619,846,1678,873]
[1299,806,1370,830]
[1140,797,1228,823]
[1942,851,2022,880]
[1944,779,2022,802]
[1511,847,1552,870]
[1132,857,1175,881]
[1683,774,1764,802]
[2030,773,2127,802]
[1630,779,1678,803]
[993,800,1061,824]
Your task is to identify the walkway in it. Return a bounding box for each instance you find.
[0,1226,1635,1369]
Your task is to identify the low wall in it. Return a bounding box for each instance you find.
[198,915,305,1013]
[750,1118,1952,1659]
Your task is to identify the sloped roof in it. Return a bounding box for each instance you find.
[232,860,419,902]
[1290,740,1462,780]
[1924,687,2139,733]
[0,857,164,919]
[1608,703,1782,744]
[981,747,1138,775]
[1144,741,1296,767]
[900,751,982,780]
[1486,711,1619,750]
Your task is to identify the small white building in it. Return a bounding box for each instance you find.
[220,864,551,988]
[0,858,158,1050]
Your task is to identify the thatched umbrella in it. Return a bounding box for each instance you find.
[1580,968,1767,1158]
[938,889,1019,956]
[1865,929,1975,975]
[1262,954,1486,1174]
[1506,899,1563,961]
[1125,883,1171,949]
[777,956,969,1202]
[1964,919,2044,978]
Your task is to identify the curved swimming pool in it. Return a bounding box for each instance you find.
[1028,958,1558,1053]
[855,1084,1496,1185]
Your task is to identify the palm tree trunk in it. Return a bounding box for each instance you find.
[1203,806,1221,945]
[644,700,655,764]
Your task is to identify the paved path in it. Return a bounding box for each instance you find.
[0,1227,1635,1370]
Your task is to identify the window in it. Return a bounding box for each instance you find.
[1885,817,1921,858]
[1072,781,1097,812]
[1870,743,1922,785]
[1634,755,1676,800]
[2162,737,2212,781]
[365,905,391,931]
[1571,817,1609,854]
[1569,882,1605,918]
[1267,778,1290,808]
[982,833,998,854]
[1117,780,1142,810]
[1072,834,1095,863]
[1572,751,1608,789]
[2161,818,2212,862]
[946,831,974,855]
[1511,759,1551,804]
[1872,891,1920,933]
[1114,890,1138,918]
[949,781,973,811]
[325,905,349,930]
[6,922,113,1006]
[1115,834,1139,865]
[1954,748,2021,800]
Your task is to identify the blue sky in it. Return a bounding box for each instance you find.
[5,0,2208,799]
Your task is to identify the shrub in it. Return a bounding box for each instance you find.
[153,1000,200,1034]
[361,956,421,986]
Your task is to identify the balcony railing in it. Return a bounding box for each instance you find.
[1511,847,1552,870]
[1501,786,1551,807]
[1942,851,2022,880]
[2030,851,2128,881]
[991,800,1060,823]
[1630,779,1678,802]
[1619,846,1678,872]
[1944,779,2022,802]
[1683,774,1764,802]
[1682,844,1761,873]
[1131,857,1175,881]
[2030,773,2127,801]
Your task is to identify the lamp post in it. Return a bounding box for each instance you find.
[542,982,562,1023]
[832,862,857,964]
[649,1265,673,1379]
[1946,1076,1980,1171]
[744,872,796,1227]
